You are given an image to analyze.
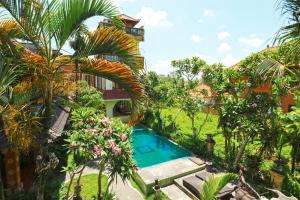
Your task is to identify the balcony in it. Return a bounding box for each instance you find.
[136,56,145,69]
[98,55,123,62]
[125,27,144,41]
[101,89,130,100]
[98,55,144,70]
[99,22,144,41]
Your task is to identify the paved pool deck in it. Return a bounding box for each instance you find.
[137,157,206,187]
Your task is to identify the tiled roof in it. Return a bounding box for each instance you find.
[119,14,140,22]
[230,46,279,69]
[49,105,70,140]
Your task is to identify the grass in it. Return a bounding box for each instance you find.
[162,107,292,160]
[129,178,170,200]
[161,108,225,158]
[59,173,108,199]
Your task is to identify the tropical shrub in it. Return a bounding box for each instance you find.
[65,109,135,200]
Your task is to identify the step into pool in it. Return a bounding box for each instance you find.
[132,125,192,168]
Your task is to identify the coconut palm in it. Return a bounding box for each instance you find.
[199,173,237,200]
[256,0,300,91]
[0,0,144,199]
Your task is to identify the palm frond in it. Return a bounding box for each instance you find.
[0,57,19,100]
[199,173,237,200]
[256,58,286,82]
[50,0,122,49]
[79,27,140,71]
[0,0,51,54]
[275,0,300,44]
[80,58,145,122]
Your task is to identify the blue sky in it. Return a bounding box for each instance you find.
[75,0,286,75]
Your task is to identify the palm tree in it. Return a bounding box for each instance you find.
[0,0,144,199]
[199,173,237,200]
[256,0,300,91]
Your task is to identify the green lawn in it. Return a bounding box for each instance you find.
[60,174,108,199]
[161,108,291,160]
[162,108,226,158]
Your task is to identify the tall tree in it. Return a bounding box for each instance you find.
[171,57,207,139]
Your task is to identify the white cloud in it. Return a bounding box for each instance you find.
[191,34,202,43]
[217,31,231,40]
[218,42,231,53]
[204,9,215,17]
[135,6,173,27]
[198,19,204,24]
[150,60,173,75]
[111,0,136,6]
[222,54,238,66]
[239,36,264,48]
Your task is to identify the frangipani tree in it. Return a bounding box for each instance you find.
[66,111,135,200]
[171,57,207,139]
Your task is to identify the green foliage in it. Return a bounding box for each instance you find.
[282,106,300,173]
[171,57,207,138]
[0,56,20,107]
[143,71,176,109]
[70,81,105,110]
[199,173,237,200]
[282,173,300,198]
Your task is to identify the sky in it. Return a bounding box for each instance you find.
[68,0,287,75]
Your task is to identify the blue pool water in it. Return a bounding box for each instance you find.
[132,125,192,168]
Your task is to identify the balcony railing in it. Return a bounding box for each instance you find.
[136,56,144,69]
[125,27,144,41]
[98,55,144,69]
[98,55,124,62]
[99,22,144,41]
[101,89,130,100]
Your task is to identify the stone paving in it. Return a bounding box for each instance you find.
[137,157,205,185]
[161,185,192,200]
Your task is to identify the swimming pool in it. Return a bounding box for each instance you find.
[132,125,192,168]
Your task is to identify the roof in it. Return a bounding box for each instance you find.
[230,45,279,69]
[49,105,70,140]
[119,14,140,22]
[0,104,70,149]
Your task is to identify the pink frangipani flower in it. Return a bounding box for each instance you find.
[84,129,98,135]
[112,145,122,156]
[92,145,102,157]
[102,128,112,137]
[100,117,112,126]
[120,134,127,142]
[108,140,116,149]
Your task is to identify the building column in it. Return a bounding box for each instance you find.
[3,150,21,193]
[104,101,117,118]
